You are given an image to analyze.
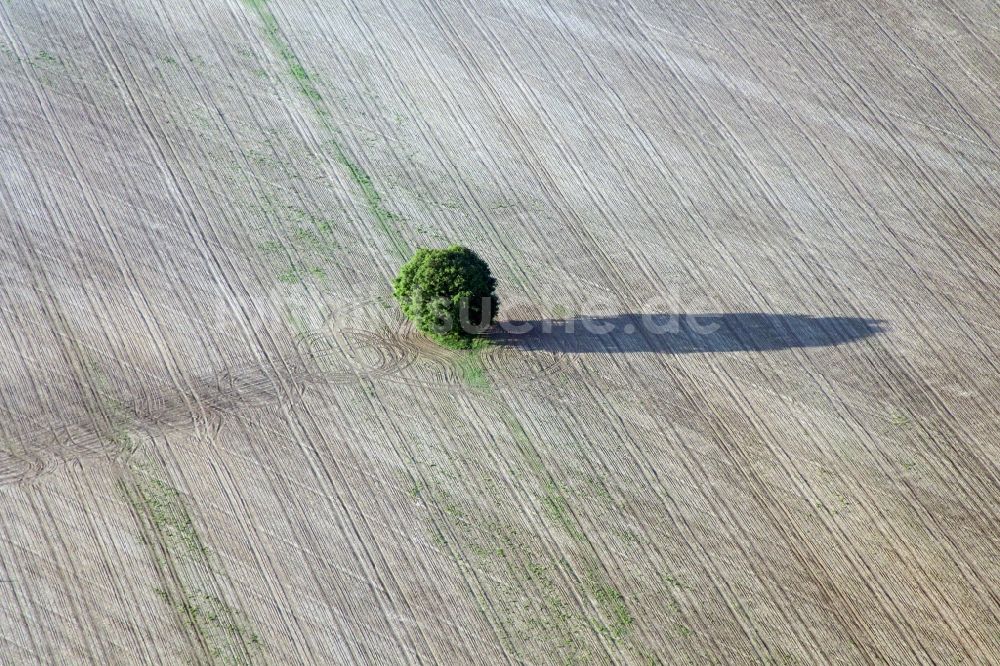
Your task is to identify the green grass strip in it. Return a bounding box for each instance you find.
[241,0,410,259]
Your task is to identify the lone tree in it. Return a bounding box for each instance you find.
[393,245,499,348]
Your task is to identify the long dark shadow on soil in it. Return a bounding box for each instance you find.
[489,313,886,354]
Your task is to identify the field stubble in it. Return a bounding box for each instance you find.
[0,0,998,663]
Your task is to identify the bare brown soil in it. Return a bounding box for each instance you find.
[0,0,998,663]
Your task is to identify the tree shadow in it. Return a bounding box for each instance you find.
[489,313,886,354]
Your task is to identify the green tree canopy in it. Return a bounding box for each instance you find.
[392,246,499,348]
